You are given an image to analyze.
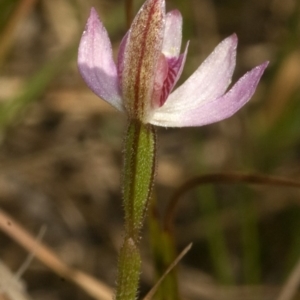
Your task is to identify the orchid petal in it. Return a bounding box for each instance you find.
[156,42,189,108]
[162,10,183,58]
[150,62,268,127]
[152,54,169,108]
[160,34,238,114]
[121,0,165,120]
[78,8,123,111]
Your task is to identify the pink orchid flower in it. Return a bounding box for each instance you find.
[78,0,268,127]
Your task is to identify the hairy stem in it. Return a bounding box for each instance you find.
[116,119,156,300]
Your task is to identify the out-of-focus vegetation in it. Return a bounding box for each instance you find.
[0,0,299,299]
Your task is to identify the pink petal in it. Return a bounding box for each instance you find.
[78,8,123,111]
[160,34,238,114]
[121,0,165,120]
[152,54,169,108]
[162,10,183,58]
[150,62,268,127]
[156,42,189,108]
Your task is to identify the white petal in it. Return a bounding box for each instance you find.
[158,34,238,116]
[150,62,268,127]
[162,10,183,58]
[78,8,123,111]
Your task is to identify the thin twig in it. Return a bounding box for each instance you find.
[143,243,192,300]
[164,172,300,230]
[13,225,47,281]
[0,208,112,300]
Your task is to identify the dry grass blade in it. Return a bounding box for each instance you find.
[0,208,113,300]
[276,256,300,300]
[13,225,46,282]
[143,243,192,300]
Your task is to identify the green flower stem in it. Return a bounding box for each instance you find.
[122,119,156,240]
[116,238,141,300]
[116,119,156,300]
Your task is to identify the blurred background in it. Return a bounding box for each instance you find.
[0,0,300,299]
